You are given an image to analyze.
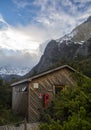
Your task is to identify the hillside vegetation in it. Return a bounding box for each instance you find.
[40,75,91,130]
[0,79,22,125]
[55,56,91,78]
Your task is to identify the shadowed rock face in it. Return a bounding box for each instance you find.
[25,16,91,78]
[25,38,91,78]
[74,38,91,57]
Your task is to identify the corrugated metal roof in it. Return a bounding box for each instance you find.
[11,65,76,87]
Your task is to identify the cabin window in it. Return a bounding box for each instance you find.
[21,86,27,92]
[55,85,65,94]
[15,86,27,92]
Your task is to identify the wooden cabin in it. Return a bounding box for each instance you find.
[11,65,78,122]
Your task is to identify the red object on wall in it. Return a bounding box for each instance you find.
[38,93,42,99]
[43,94,50,107]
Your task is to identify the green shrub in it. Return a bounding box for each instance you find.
[40,77,91,130]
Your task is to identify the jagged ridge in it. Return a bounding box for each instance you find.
[25,15,91,78]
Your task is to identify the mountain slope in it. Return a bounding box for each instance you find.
[0,66,31,76]
[0,66,31,82]
[25,16,91,78]
[71,16,91,42]
[25,38,91,78]
[57,15,91,43]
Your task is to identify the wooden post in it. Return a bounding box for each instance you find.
[24,118,27,130]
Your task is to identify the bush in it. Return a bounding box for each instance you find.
[40,77,91,130]
[0,79,22,125]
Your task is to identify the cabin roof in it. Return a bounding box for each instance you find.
[11,65,76,87]
[30,65,76,80]
[11,78,31,86]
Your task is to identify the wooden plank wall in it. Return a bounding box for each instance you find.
[12,83,28,117]
[28,68,75,122]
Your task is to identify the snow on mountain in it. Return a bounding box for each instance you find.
[0,65,31,76]
[56,30,77,45]
[56,15,91,45]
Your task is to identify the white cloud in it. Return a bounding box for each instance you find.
[33,0,91,35]
[0,0,91,72]
[0,14,43,69]
[0,15,41,53]
[12,0,91,41]
[0,48,39,69]
[0,14,7,24]
[32,1,78,39]
[33,0,49,11]
[75,0,91,3]
[12,0,31,8]
[2,1,90,54]
[0,27,40,51]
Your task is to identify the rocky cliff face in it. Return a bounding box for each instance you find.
[25,16,91,78]
[25,38,91,78]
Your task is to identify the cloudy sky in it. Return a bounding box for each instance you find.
[0,0,91,71]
